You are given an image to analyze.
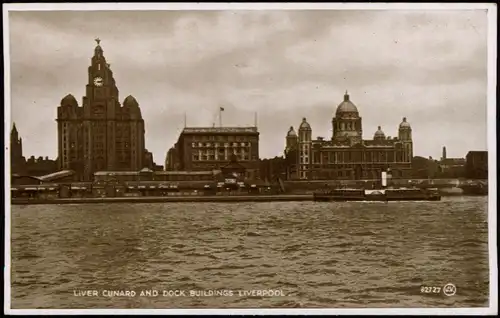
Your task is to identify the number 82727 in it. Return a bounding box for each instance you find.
[421,286,441,294]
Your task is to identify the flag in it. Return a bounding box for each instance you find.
[220,107,225,111]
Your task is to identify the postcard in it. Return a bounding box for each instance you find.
[4,2,497,316]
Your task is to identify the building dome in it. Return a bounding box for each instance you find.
[335,91,359,116]
[61,94,78,107]
[399,117,411,129]
[299,117,311,130]
[374,126,385,138]
[287,126,297,137]
[123,95,139,108]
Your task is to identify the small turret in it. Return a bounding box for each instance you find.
[374,125,385,141]
[60,94,78,107]
[299,117,311,130]
[398,117,412,141]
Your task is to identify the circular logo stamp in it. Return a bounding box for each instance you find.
[443,283,456,296]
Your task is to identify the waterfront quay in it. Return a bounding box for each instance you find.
[11,194,313,205]
[284,178,488,193]
[10,177,487,206]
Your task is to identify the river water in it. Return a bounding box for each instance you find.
[10,196,490,309]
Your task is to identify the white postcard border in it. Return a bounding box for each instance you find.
[3,2,497,316]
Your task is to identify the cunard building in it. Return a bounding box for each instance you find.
[167,127,260,180]
[284,91,413,180]
[57,39,153,181]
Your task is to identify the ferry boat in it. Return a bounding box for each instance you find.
[313,187,441,202]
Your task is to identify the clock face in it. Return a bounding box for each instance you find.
[93,77,103,87]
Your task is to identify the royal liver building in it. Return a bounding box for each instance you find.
[57,39,152,181]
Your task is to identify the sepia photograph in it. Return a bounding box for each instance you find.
[3,2,497,315]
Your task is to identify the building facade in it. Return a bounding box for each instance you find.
[165,146,179,171]
[10,123,58,176]
[168,127,260,179]
[437,147,466,178]
[259,156,287,182]
[56,39,150,180]
[285,91,413,180]
[10,123,24,174]
[465,151,488,179]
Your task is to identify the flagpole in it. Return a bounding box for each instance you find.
[219,107,222,127]
[254,112,257,128]
[184,112,187,128]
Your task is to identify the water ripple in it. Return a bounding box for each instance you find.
[10,196,489,308]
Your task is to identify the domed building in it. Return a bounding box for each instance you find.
[56,39,153,181]
[284,91,413,180]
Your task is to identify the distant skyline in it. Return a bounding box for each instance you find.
[7,7,490,163]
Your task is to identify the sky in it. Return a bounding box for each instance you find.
[7,7,490,164]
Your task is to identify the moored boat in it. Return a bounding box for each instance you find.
[460,182,488,196]
[313,188,365,202]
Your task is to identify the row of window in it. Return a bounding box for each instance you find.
[298,151,412,163]
[189,135,257,142]
[333,121,359,131]
[191,142,250,148]
[192,154,250,161]
[192,148,248,155]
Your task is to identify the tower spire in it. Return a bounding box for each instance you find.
[94,37,103,57]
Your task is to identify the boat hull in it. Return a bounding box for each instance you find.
[313,191,441,202]
[460,185,488,196]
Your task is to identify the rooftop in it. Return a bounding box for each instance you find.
[182,127,258,134]
[38,170,75,181]
[95,170,222,176]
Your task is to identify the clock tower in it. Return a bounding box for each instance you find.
[57,38,146,181]
[84,38,119,108]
